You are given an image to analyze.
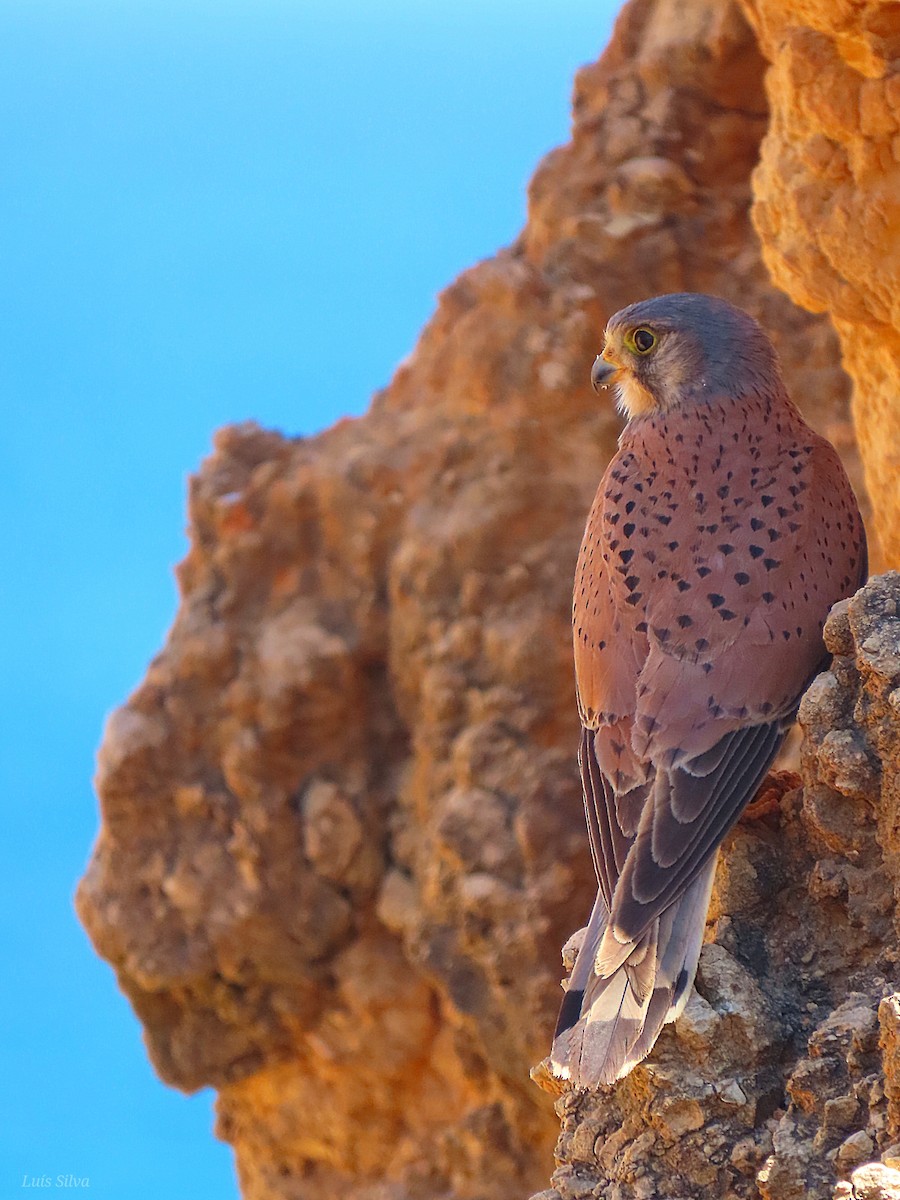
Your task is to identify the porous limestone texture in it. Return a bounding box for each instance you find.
[77,0,885,1198]
[738,0,900,567]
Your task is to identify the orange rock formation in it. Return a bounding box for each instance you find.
[77,0,900,1197]
[741,0,900,566]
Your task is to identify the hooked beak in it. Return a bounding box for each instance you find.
[591,353,622,393]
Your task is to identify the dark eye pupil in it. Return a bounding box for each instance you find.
[634,328,654,352]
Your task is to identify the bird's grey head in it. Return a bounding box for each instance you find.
[591,293,783,420]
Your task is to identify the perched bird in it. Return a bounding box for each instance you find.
[551,293,866,1086]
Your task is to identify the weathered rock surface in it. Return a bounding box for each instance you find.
[739,0,900,567]
[77,0,898,1198]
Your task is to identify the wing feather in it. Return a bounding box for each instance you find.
[613,720,786,939]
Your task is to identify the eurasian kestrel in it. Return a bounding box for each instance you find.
[551,293,866,1086]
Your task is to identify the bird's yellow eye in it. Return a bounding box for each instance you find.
[627,327,657,354]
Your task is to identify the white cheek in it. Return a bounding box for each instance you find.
[615,375,655,418]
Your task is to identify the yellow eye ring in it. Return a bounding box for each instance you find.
[627,327,657,354]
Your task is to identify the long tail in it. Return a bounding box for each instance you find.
[550,853,717,1086]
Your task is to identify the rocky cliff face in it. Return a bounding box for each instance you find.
[740,0,900,569]
[77,1,899,1198]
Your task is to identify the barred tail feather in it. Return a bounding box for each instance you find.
[550,854,717,1086]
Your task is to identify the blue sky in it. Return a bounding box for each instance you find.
[0,2,617,1195]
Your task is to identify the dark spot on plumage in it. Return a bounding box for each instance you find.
[777,506,789,519]
[625,500,636,514]
[620,548,635,564]
[734,572,750,585]
[608,512,621,525]
[697,566,712,578]
[654,627,670,642]
[764,558,780,571]
[788,521,801,532]
[626,592,643,605]
[718,543,735,555]
[768,529,781,542]
[625,574,639,590]
[762,591,775,603]
[702,662,713,674]
[719,609,737,621]
[667,540,679,551]
[749,545,764,558]
[677,580,690,592]
[708,593,725,608]
[717,485,729,499]
[598,640,606,650]
[761,495,774,507]
[696,638,709,651]
[636,622,648,634]
[782,630,791,640]
[677,614,693,628]
[750,517,764,531]
[624,523,635,538]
